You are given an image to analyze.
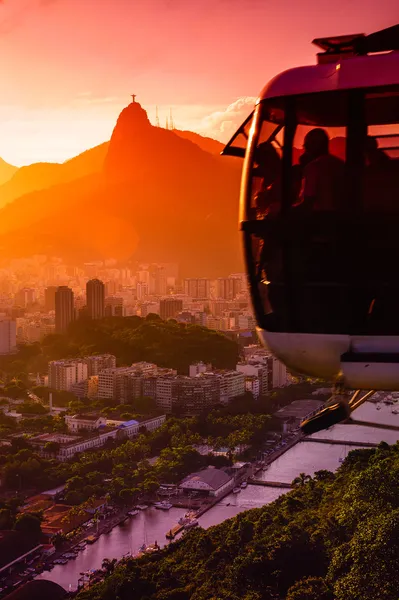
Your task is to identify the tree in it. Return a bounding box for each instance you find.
[102,558,117,575]
[44,441,60,457]
[287,577,334,600]
[14,513,42,540]
[292,473,312,487]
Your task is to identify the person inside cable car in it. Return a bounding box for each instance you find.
[253,142,281,218]
[299,128,345,212]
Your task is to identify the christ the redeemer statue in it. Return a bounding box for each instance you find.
[131,94,137,103]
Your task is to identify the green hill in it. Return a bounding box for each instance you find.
[77,442,399,600]
[0,316,239,377]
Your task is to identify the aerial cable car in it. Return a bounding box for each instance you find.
[222,25,399,434]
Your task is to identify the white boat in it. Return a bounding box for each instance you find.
[184,519,198,529]
[240,481,248,489]
[128,510,140,517]
[136,504,149,510]
[154,502,173,510]
[232,487,241,494]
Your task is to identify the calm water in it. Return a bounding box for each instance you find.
[37,507,186,591]
[37,400,397,591]
[255,442,365,484]
[198,486,288,529]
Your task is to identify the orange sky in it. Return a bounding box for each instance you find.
[1,0,398,166]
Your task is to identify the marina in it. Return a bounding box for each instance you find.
[36,400,397,592]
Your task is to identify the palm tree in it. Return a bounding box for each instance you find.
[102,558,117,575]
[292,472,312,487]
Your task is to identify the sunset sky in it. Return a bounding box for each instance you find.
[1,0,398,165]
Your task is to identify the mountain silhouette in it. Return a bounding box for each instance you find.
[0,143,108,209]
[0,102,243,277]
[0,158,18,187]
[174,130,224,155]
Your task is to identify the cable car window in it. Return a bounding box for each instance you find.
[222,111,254,158]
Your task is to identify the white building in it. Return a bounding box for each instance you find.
[48,359,88,391]
[179,466,234,497]
[0,320,16,355]
[156,376,178,412]
[189,362,209,377]
[84,354,116,376]
[97,363,158,401]
[31,415,166,461]
[272,356,288,388]
[236,362,269,395]
[217,371,246,404]
[245,375,260,398]
[65,414,106,432]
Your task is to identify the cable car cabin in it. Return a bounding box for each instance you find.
[223,26,399,391]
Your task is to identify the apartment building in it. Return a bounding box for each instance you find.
[48,359,88,391]
[84,354,117,377]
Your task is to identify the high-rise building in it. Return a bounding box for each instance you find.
[216,278,242,300]
[55,286,74,333]
[160,298,183,320]
[149,266,167,295]
[105,280,118,296]
[0,320,17,355]
[184,278,211,299]
[136,282,149,300]
[86,279,105,320]
[44,286,57,312]
[48,359,88,391]
[84,354,117,377]
[15,288,36,308]
[105,297,124,317]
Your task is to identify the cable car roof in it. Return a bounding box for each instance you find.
[259,50,399,102]
[222,24,399,157]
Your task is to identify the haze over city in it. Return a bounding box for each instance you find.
[0,3,399,599]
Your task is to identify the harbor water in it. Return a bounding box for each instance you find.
[37,399,398,591]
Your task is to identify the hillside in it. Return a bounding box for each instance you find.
[0,102,243,276]
[77,443,399,600]
[0,315,240,376]
[174,130,224,155]
[0,142,108,209]
[0,158,18,186]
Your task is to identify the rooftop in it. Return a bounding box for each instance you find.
[6,580,66,600]
[180,466,232,491]
[275,399,325,420]
[69,414,102,421]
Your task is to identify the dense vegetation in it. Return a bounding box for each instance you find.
[77,442,399,600]
[0,400,273,501]
[0,315,239,380]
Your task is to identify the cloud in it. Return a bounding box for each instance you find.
[199,96,256,141]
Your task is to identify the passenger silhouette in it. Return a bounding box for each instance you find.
[300,128,345,212]
[253,142,281,217]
